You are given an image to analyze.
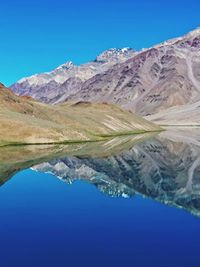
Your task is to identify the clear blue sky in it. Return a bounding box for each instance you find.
[1,0,200,86]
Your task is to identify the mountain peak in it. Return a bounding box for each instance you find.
[95,47,135,62]
[56,61,74,70]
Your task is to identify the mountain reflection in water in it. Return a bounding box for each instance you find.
[1,128,200,217]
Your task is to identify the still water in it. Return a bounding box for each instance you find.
[0,129,200,267]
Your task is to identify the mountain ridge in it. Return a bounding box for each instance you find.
[11,27,200,124]
[11,48,136,104]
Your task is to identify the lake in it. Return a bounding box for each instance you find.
[0,128,200,267]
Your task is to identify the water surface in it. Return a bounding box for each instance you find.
[1,129,200,267]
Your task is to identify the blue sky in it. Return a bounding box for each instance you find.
[1,0,200,86]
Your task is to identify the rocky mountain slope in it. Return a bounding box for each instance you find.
[0,83,160,145]
[146,101,200,125]
[68,28,200,117]
[11,48,136,104]
[11,28,200,124]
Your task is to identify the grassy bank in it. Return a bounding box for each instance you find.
[0,128,164,148]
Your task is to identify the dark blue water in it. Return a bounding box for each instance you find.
[0,169,200,267]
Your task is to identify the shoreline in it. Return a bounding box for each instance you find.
[0,129,163,148]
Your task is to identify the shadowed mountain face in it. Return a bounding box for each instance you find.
[1,130,200,217]
[11,29,200,124]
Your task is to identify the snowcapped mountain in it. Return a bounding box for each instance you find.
[67,28,200,121]
[11,28,200,124]
[11,48,136,104]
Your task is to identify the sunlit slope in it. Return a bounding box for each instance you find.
[0,84,161,145]
[145,101,200,126]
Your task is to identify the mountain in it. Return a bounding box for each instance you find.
[11,48,136,104]
[0,84,160,145]
[68,28,200,118]
[11,28,200,124]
